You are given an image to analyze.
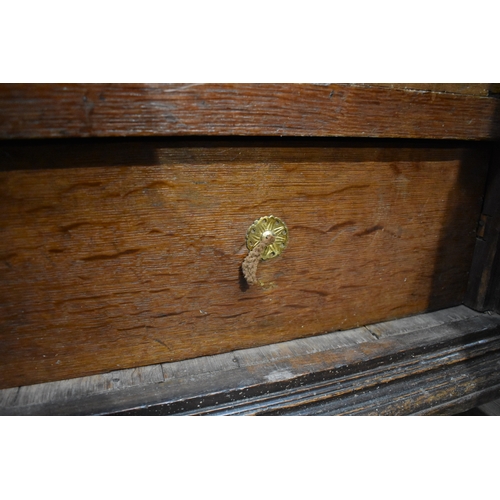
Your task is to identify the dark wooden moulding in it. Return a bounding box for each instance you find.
[1,83,500,415]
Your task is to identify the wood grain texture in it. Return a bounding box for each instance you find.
[1,84,499,140]
[2,306,500,415]
[0,138,488,389]
[147,307,500,416]
[360,83,493,97]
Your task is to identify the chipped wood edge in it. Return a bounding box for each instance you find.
[2,305,500,415]
[354,83,493,97]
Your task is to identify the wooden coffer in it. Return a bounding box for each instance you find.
[0,84,499,394]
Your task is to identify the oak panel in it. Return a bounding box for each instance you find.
[0,138,488,388]
[1,83,499,140]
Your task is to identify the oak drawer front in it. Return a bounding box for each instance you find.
[0,138,488,388]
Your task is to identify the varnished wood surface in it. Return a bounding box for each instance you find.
[2,306,500,415]
[1,84,499,140]
[0,138,489,388]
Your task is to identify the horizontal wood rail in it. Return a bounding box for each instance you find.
[1,83,499,141]
[2,305,500,415]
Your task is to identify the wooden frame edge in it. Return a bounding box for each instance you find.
[1,83,499,141]
[2,305,500,415]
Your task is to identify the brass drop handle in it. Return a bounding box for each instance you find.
[242,215,289,286]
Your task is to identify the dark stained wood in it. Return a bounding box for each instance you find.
[1,84,500,141]
[478,398,500,415]
[489,84,500,96]
[0,138,488,389]
[2,306,500,415]
[360,83,492,97]
[465,145,500,312]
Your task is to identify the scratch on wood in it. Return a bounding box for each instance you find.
[155,311,188,318]
[220,312,250,319]
[355,225,384,237]
[327,221,356,232]
[117,325,147,332]
[300,289,329,297]
[297,184,371,199]
[291,221,355,235]
[154,338,168,348]
[80,249,141,261]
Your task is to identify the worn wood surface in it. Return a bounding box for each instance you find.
[466,145,500,312]
[478,398,500,415]
[0,138,489,388]
[1,84,500,141]
[360,84,493,97]
[2,306,500,415]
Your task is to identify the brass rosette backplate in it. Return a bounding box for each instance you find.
[245,215,289,260]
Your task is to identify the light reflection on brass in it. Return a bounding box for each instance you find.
[245,215,289,260]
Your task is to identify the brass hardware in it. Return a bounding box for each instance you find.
[245,215,289,260]
[242,215,288,286]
